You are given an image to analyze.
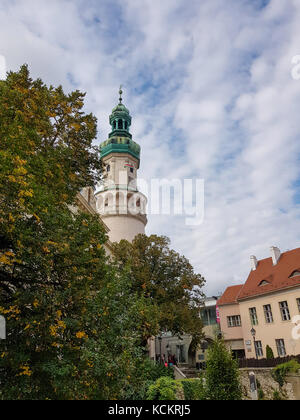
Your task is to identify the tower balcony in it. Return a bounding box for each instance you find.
[95,188,147,224]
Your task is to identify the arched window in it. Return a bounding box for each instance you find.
[118,119,122,129]
[113,121,116,129]
[107,164,110,172]
[125,121,128,130]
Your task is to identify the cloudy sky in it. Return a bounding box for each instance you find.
[1,0,300,296]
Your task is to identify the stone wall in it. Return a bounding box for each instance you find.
[239,368,300,400]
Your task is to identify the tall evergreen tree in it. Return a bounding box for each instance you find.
[205,339,242,400]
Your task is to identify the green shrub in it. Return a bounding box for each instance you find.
[122,359,174,400]
[272,360,300,387]
[181,378,206,400]
[142,360,174,382]
[266,345,274,359]
[146,376,184,400]
[272,390,283,400]
[205,339,242,400]
[258,388,265,400]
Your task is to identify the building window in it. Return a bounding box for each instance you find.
[263,304,273,323]
[227,315,241,327]
[276,339,286,357]
[130,167,134,173]
[107,164,110,172]
[201,308,217,326]
[279,301,291,321]
[249,307,258,325]
[297,298,300,313]
[254,341,263,357]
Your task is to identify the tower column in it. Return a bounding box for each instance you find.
[95,89,147,244]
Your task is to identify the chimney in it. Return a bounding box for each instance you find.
[270,246,281,265]
[250,255,258,271]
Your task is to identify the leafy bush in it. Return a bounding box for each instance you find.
[142,359,174,382]
[272,359,300,387]
[146,376,184,400]
[273,390,283,400]
[122,359,174,400]
[181,378,206,400]
[205,339,242,400]
[266,345,274,359]
[258,388,265,400]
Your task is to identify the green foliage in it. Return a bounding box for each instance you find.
[181,378,206,400]
[0,65,207,401]
[266,345,274,359]
[141,359,174,382]
[0,66,154,400]
[146,376,184,401]
[122,359,174,400]
[272,390,283,400]
[272,360,300,387]
[205,339,242,400]
[113,234,206,347]
[258,388,265,400]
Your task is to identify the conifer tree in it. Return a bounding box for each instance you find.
[205,339,242,400]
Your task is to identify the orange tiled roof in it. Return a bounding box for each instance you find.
[237,247,300,300]
[217,284,244,306]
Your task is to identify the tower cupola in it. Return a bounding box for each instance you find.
[100,87,140,165]
[109,86,132,139]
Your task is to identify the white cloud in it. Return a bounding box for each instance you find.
[1,0,300,296]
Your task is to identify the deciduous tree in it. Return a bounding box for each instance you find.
[0,66,151,400]
[113,234,205,347]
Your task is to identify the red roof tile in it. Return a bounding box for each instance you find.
[217,284,244,306]
[238,247,300,300]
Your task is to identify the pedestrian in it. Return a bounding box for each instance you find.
[173,355,178,366]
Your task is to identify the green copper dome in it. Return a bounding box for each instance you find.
[100,87,140,165]
[111,103,130,114]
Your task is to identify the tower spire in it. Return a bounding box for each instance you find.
[119,85,123,104]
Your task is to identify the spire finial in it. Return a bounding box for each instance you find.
[119,85,123,104]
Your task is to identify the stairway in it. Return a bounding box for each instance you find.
[177,364,201,379]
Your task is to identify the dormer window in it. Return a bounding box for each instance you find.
[289,270,300,278]
[259,280,270,286]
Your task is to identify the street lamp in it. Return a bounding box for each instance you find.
[250,327,257,359]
